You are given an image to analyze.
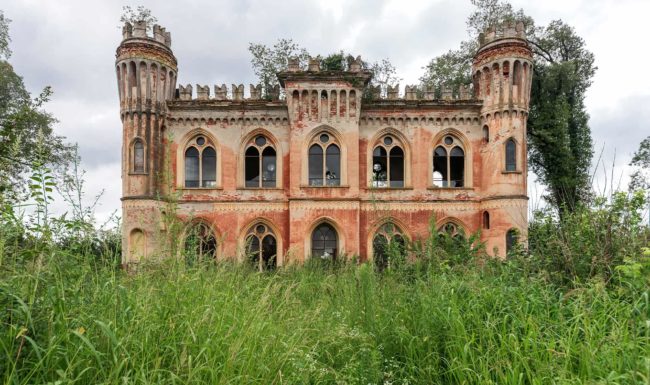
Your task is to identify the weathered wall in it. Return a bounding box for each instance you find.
[117,21,532,264]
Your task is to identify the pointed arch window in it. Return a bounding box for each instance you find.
[505,139,516,171]
[373,222,406,271]
[133,139,145,173]
[308,133,340,186]
[438,222,465,241]
[245,223,277,271]
[482,211,490,230]
[184,136,216,188]
[311,223,338,259]
[245,135,276,188]
[433,135,464,187]
[372,135,404,188]
[184,223,217,264]
[506,228,519,255]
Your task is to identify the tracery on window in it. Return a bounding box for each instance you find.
[245,135,276,188]
[372,135,404,188]
[245,223,277,271]
[433,135,465,187]
[308,132,340,186]
[184,223,217,265]
[184,135,216,188]
[311,223,338,259]
[438,221,465,241]
[372,222,406,271]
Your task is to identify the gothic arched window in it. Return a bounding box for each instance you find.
[372,135,404,188]
[372,222,406,271]
[245,223,277,271]
[308,133,340,186]
[483,211,490,230]
[311,223,338,259]
[133,139,145,173]
[184,135,216,188]
[505,139,516,171]
[184,223,217,264]
[438,222,465,240]
[245,135,276,188]
[506,228,519,255]
[433,135,465,187]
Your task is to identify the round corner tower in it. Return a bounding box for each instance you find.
[472,21,533,257]
[116,21,177,263]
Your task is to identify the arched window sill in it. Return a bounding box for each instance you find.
[129,172,148,176]
[427,186,474,191]
[501,170,522,174]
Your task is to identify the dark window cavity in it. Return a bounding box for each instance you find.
[134,139,145,172]
[245,135,276,188]
[433,135,465,188]
[372,136,404,188]
[506,228,518,255]
[184,146,200,188]
[311,223,338,259]
[184,223,217,264]
[245,223,277,271]
[505,139,516,171]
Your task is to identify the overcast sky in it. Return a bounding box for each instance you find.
[3,0,648,223]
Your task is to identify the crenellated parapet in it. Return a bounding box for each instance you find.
[366,84,476,101]
[175,83,282,101]
[115,21,178,115]
[472,21,532,113]
[478,21,526,48]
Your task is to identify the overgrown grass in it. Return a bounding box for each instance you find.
[1,250,648,384]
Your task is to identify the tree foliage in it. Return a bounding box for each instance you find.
[0,14,73,203]
[119,5,157,30]
[419,0,595,212]
[0,10,10,60]
[248,40,400,99]
[528,21,595,209]
[629,136,650,192]
[248,39,310,99]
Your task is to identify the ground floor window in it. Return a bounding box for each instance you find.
[245,223,277,271]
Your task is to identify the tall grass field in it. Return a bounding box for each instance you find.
[1,251,648,384]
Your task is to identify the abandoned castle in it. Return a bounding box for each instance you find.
[116,20,532,268]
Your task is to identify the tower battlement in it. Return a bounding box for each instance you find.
[478,21,526,49]
[121,21,172,48]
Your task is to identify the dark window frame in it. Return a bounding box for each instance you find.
[245,135,277,188]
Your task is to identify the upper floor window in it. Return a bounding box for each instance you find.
[433,135,465,187]
[133,139,145,173]
[185,136,216,188]
[505,139,516,171]
[245,135,276,188]
[372,135,404,188]
[308,133,340,186]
